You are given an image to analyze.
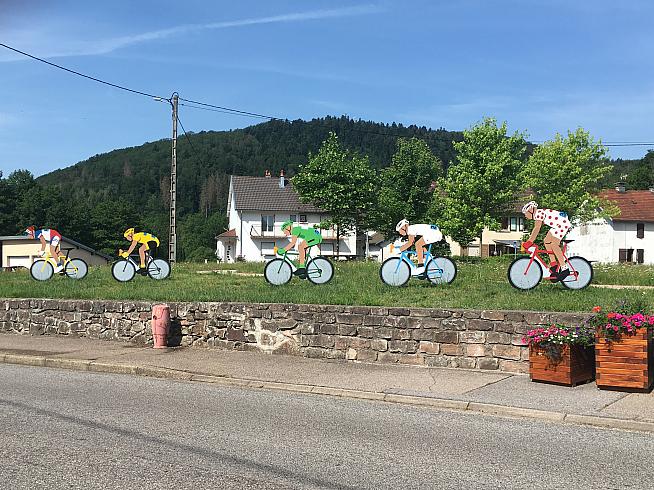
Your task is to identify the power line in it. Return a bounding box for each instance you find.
[0,42,164,100]
[2,42,652,147]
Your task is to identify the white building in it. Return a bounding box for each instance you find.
[567,187,654,264]
[216,172,358,263]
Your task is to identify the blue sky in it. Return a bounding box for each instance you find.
[2,0,653,177]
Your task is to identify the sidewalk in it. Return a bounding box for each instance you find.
[2,333,654,433]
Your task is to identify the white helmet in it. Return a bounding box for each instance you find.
[396,219,409,232]
[522,201,538,214]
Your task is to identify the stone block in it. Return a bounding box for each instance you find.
[441,318,466,330]
[440,343,463,356]
[356,350,378,362]
[481,310,505,321]
[374,327,393,339]
[467,319,494,331]
[478,358,500,370]
[363,315,385,326]
[466,344,489,357]
[389,340,418,354]
[424,355,449,367]
[499,359,529,374]
[505,312,524,322]
[398,354,425,366]
[318,323,338,335]
[336,314,364,325]
[337,324,357,336]
[419,341,439,354]
[492,344,522,360]
[460,331,486,344]
[346,348,357,360]
[449,357,476,369]
[511,334,528,346]
[390,329,412,340]
[432,331,458,343]
[523,312,551,325]
[347,337,370,349]
[494,322,515,333]
[463,310,481,319]
[357,326,374,338]
[370,339,388,352]
[487,332,511,344]
[388,308,410,316]
[377,352,401,363]
[430,309,453,318]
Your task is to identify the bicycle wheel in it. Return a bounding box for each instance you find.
[425,257,457,285]
[264,258,292,285]
[379,257,411,287]
[148,258,171,280]
[306,256,334,285]
[65,258,88,280]
[112,260,136,282]
[30,259,53,281]
[508,257,542,290]
[561,257,593,290]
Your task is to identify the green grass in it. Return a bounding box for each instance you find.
[1,258,653,313]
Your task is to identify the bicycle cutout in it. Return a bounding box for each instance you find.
[111,250,171,282]
[30,247,88,281]
[264,246,334,285]
[380,243,457,287]
[507,241,592,290]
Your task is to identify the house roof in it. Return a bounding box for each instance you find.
[231,176,324,213]
[216,229,237,239]
[600,189,654,222]
[0,235,112,260]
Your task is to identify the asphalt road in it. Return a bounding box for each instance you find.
[1,364,653,490]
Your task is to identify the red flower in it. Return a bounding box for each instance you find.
[592,306,602,313]
[607,312,617,319]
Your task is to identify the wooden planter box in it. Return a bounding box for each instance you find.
[529,344,595,387]
[596,327,654,392]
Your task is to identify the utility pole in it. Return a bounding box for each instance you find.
[169,92,179,263]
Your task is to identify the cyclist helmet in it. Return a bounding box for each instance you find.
[124,227,135,238]
[24,226,35,235]
[522,201,538,214]
[395,219,409,232]
[281,220,293,231]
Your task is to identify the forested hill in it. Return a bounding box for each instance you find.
[37,116,462,218]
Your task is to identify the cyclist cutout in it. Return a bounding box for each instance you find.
[522,201,571,282]
[279,220,323,278]
[396,219,443,276]
[25,226,65,273]
[121,228,160,275]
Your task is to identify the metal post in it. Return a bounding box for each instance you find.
[169,93,178,263]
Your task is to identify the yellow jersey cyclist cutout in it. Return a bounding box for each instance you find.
[121,228,160,276]
[522,201,572,282]
[279,220,323,278]
[25,226,66,273]
[396,219,443,277]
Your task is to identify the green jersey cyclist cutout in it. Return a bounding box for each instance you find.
[279,220,323,278]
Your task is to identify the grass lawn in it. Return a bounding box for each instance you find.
[1,257,652,313]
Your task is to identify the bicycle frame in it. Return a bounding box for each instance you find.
[272,246,326,279]
[39,248,75,272]
[391,244,445,278]
[522,243,579,281]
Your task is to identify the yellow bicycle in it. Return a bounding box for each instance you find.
[30,247,88,281]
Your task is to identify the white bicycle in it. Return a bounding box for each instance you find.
[111,251,171,282]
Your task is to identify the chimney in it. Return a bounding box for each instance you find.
[279,169,285,189]
[615,182,626,193]
[264,169,271,178]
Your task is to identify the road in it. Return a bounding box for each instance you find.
[1,364,653,489]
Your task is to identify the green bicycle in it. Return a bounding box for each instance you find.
[264,246,334,285]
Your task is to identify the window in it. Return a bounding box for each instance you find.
[509,217,524,232]
[299,214,307,223]
[261,215,274,232]
[619,249,634,263]
[637,223,645,239]
[501,217,509,230]
[637,249,644,264]
[290,214,297,223]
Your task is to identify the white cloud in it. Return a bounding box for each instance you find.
[0,5,385,62]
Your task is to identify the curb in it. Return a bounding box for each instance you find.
[3,354,654,434]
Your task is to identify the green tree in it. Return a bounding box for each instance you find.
[293,132,377,255]
[370,137,442,238]
[626,150,654,189]
[434,118,528,248]
[178,212,226,261]
[0,171,17,234]
[521,128,614,222]
[89,198,144,255]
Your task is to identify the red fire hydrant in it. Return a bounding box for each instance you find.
[152,304,170,349]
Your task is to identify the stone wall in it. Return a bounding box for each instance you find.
[0,299,591,374]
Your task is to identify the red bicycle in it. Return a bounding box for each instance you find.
[507,242,593,290]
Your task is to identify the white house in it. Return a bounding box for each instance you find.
[216,172,358,263]
[567,186,654,264]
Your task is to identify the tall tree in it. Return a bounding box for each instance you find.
[626,150,654,190]
[434,118,528,248]
[521,128,614,222]
[369,137,442,238]
[293,132,377,255]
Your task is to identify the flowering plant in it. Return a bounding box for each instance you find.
[588,305,654,341]
[524,323,595,348]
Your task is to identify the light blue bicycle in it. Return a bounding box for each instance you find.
[380,244,457,287]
